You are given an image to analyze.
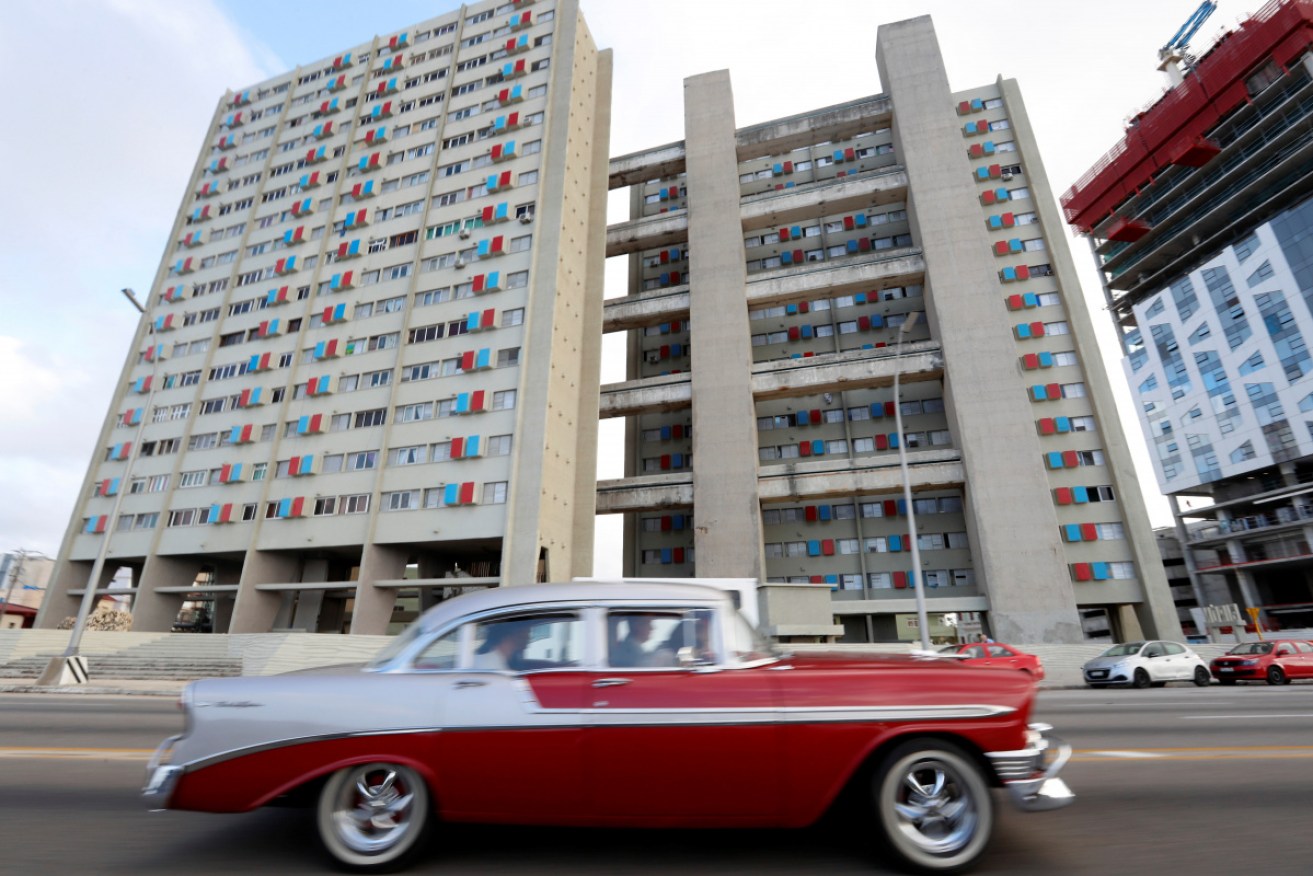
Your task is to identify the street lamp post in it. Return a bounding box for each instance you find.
[893,311,931,652]
[38,289,152,685]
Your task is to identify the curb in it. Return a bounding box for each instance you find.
[0,684,182,697]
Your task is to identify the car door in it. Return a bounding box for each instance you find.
[428,611,589,822]
[985,644,1022,670]
[1139,642,1167,680]
[1296,642,1313,678]
[581,607,783,821]
[1273,641,1298,677]
[1161,642,1192,679]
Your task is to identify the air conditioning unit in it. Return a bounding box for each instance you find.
[458,228,471,239]
[1001,171,1013,181]
[518,214,533,224]
[454,258,466,269]
[644,350,660,364]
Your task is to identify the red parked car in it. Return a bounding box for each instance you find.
[940,642,1046,680]
[1210,639,1313,685]
[145,581,1073,873]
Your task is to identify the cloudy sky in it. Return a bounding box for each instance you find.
[1,0,1245,569]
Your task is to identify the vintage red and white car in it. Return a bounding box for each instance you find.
[144,581,1073,873]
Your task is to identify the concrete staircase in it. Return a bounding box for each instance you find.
[0,629,392,681]
[0,653,242,680]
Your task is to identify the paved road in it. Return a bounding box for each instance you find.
[3,685,1312,874]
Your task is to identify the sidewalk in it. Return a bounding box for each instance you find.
[0,677,186,697]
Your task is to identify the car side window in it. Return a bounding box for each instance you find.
[607,611,683,668]
[472,613,581,672]
[963,645,985,658]
[1296,643,1313,654]
[1276,644,1294,656]
[987,645,1011,658]
[413,628,461,670]
[1143,644,1164,658]
[1163,643,1185,656]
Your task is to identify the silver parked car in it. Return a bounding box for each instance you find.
[1082,640,1211,689]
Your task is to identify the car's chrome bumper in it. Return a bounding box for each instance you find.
[143,734,184,810]
[986,722,1075,812]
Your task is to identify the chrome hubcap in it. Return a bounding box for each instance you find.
[892,758,978,854]
[333,767,416,853]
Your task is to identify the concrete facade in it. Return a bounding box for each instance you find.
[40,0,611,636]
[605,16,1180,644]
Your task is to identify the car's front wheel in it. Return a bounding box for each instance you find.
[872,739,993,874]
[1132,668,1151,689]
[1267,665,1287,686]
[1193,666,1210,687]
[317,762,432,872]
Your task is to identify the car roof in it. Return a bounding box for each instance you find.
[418,579,736,632]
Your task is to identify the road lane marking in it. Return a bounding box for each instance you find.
[1072,746,1313,762]
[0,747,153,761]
[1182,714,1313,720]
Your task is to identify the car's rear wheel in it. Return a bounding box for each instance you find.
[317,762,431,872]
[1132,668,1151,689]
[1267,665,1287,686]
[1192,666,1210,687]
[872,739,993,874]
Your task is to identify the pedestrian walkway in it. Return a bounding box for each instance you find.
[0,677,186,697]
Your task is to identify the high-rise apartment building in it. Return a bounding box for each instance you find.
[599,16,1180,644]
[1064,0,1313,632]
[39,0,611,635]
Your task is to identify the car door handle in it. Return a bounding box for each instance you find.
[453,680,487,689]
[592,678,631,688]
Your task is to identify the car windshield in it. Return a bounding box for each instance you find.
[366,617,429,669]
[1227,642,1273,655]
[1100,642,1145,658]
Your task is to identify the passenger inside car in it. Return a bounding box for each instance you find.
[472,621,531,671]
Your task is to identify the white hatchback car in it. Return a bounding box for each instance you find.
[1082,640,1211,689]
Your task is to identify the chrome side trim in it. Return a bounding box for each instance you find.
[157,701,1016,778]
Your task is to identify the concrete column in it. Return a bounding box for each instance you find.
[877,17,1081,643]
[500,6,610,586]
[132,555,195,632]
[682,71,767,581]
[1233,568,1260,609]
[1169,495,1209,610]
[212,595,234,634]
[351,544,408,634]
[291,559,329,632]
[229,550,300,633]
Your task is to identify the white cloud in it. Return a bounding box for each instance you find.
[0,0,280,553]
